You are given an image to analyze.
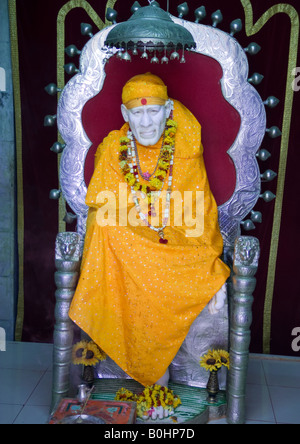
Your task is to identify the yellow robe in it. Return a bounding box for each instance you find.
[69,100,230,386]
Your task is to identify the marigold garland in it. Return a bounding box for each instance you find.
[200,349,230,372]
[119,118,177,199]
[118,118,177,244]
[72,340,106,367]
[115,384,181,419]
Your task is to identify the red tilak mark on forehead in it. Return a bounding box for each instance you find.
[141,98,147,105]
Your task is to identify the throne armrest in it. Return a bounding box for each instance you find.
[50,232,81,414]
[226,235,260,424]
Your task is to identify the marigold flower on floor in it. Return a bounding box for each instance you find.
[115,384,181,419]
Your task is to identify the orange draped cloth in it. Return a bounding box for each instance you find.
[69,100,230,386]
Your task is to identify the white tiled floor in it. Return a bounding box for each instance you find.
[0,341,300,424]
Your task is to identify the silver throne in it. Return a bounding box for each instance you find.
[50,4,276,424]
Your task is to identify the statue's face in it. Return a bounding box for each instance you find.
[121,102,172,146]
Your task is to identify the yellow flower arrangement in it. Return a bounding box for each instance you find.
[165,127,177,137]
[120,136,131,144]
[200,349,230,372]
[133,183,141,191]
[115,384,181,419]
[149,177,163,190]
[217,349,230,369]
[156,169,167,179]
[141,184,148,194]
[119,160,127,169]
[158,159,169,170]
[125,173,136,187]
[166,119,178,128]
[72,340,106,367]
[164,135,175,145]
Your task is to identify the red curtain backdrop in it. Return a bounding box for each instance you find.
[11,0,300,356]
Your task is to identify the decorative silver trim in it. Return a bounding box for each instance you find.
[174,18,266,247]
[57,25,117,238]
[51,232,81,414]
[227,235,260,424]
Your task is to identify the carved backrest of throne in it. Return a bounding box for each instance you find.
[57,16,265,391]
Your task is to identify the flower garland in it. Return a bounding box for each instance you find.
[199,349,230,372]
[72,340,106,367]
[119,118,178,244]
[119,119,177,194]
[115,384,181,419]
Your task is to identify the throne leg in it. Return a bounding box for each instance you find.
[226,236,260,424]
[50,232,81,414]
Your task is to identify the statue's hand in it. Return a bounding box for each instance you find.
[208,284,227,315]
